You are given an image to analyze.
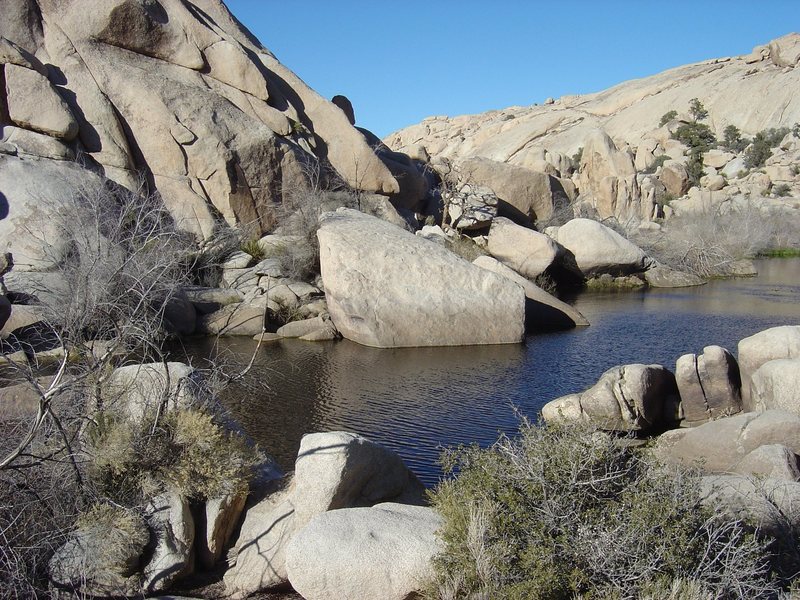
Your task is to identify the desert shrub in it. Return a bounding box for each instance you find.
[659,110,678,127]
[721,125,748,153]
[773,183,792,197]
[745,128,791,169]
[446,235,487,263]
[426,421,778,600]
[631,205,785,277]
[87,407,260,503]
[240,238,266,261]
[571,147,584,171]
[642,154,671,175]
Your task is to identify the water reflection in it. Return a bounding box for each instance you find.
[182,259,800,488]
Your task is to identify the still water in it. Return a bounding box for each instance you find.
[183,258,800,488]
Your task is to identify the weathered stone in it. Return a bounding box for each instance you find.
[472,255,589,330]
[286,504,442,600]
[197,303,265,336]
[733,445,800,482]
[487,217,582,283]
[4,63,78,140]
[654,410,800,473]
[317,209,525,348]
[541,364,679,432]
[703,149,735,169]
[143,492,194,593]
[659,160,690,197]
[644,264,705,288]
[1,125,75,160]
[184,286,244,314]
[293,431,426,528]
[579,129,642,220]
[701,475,800,538]
[555,218,651,276]
[750,359,800,414]
[674,345,742,424]
[444,182,498,230]
[198,491,248,570]
[738,326,800,409]
[277,315,330,338]
[103,362,209,422]
[459,157,570,222]
[224,478,297,599]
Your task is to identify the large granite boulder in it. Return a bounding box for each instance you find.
[317,208,525,348]
[738,326,800,409]
[486,217,582,284]
[749,359,800,415]
[102,362,210,421]
[472,255,588,331]
[458,157,571,222]
[674,345,742,425]
[654,410,800,473]
[541,364,679,432]
[285,503,442,600]
[224,431,426,598]
[555,218,652,277]
[0,0,399,243]
[579,129,643,221]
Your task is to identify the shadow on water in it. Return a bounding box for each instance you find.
[183,258,800,487]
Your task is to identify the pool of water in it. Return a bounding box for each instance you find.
[180,258,800,488]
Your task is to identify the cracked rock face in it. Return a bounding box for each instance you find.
[675,345,743,425]
[317,208,526,348]
[0,0,398,242]
[541,363,680,432]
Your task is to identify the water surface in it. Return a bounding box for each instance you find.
[184,258,800,487]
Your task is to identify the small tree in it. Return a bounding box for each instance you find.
[688,98,709,122]
[659,110,678,127]
[722,124,748,153]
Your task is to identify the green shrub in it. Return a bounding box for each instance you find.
[446,235,487,263]
[240,238,266,261]
[642,154,671,175]
[721,124,748,153]
[427,421,777,599]
[659,110,678,127]
[745,128,791,169]
[688,98,708,122]
[773,183,792,197]
[571,147,584,171]
[88,408,260,503]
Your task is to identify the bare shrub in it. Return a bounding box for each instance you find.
[0,178,257,594]
[631,203,796,277]
[427,421,779,599]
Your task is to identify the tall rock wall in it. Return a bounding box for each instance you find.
[0,0,399,241]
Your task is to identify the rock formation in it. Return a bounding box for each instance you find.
[0,0,404,252]
[386,34,800,224]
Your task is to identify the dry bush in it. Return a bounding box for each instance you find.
[631,203,800,277]
[427,421,780,600]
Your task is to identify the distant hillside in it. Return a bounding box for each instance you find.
[386,34,800,161]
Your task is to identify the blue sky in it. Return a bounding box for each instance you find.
[226,1,796,138]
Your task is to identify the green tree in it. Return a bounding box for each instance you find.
[688,98,708,122]
[722,124,747,153]
[659,110,678,127]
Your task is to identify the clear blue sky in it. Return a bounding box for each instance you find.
[226,1,796,138]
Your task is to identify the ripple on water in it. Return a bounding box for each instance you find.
[182,258,800,488]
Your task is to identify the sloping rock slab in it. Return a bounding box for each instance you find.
[286,503,442,600]
[317,208,525,347]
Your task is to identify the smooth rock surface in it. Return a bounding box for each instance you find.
[286,503,442,600]
[143,492,194,593]
[654,410,800,473]
[738,326,800,409]
[472,255,588,330]
[555,218,651,276]
[541,364,679,432]
[749,358,800,414]
[317,209,525,348]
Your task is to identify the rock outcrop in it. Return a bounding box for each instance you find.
[674,345,742,425]
[386,34,800,223]
[541,364,680,432]
[738,326,800,409]
[0,0,402,250]
[554,218,652,277]
[224,431,426,598]
[285,503,442,600]
[317,208,525,348]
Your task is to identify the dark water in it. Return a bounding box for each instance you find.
[184,258,800,488]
